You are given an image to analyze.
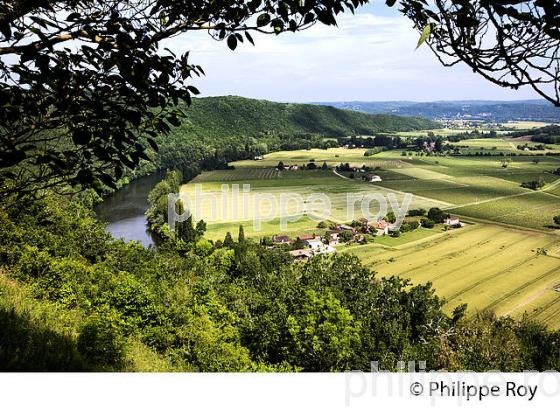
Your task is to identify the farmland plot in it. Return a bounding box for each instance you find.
[343,224,560,329]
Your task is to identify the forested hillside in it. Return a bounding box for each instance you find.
[176,96,438,138]
[151,96,439,180]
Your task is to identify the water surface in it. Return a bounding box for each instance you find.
[95,172,163,247]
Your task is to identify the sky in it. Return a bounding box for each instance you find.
[163,2,542,103]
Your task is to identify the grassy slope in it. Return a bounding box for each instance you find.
[0,272,175,371]
[179,96,440,138]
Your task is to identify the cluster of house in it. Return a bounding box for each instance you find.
[282,165,300,171]
[271,233,336,260]
[271,220,393,260]
[271,215,464,259]
[342,143,366,149]
[364,173,382,182]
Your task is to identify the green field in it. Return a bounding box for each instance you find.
[181,146,560,327]
[342,224,560,328]
[373,148,560,230]
[181,164,447,240]
[448,137,560,155]
[183,146,560,233]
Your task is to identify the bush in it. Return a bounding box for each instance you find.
[401,221,420,232]
[521,178,546,190]
[390,230,401,237]
[400,223,412,233]
[408,208,426,217]
[421,218,435,228]
[78,308,127,368]
[428,207,447,223]
[339,230,354,243]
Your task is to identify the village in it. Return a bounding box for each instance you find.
[267,212,464,260]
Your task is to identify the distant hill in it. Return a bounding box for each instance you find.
[179,96,439,138]
[152,96,439,173]
[312,100,560,123]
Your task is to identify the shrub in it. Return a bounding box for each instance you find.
[385,212,396,223]
[78,308,127,368]
[428,208,447,223]
[421,218,435,228]
[408,208,426,217]
[339,230,354,243]
[521,178,546,190]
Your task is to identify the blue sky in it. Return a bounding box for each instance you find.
[163,1,542,103]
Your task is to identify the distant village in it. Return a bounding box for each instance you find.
[252,154,465,260]
[264,212,464,260]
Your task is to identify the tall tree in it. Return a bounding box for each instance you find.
[223,231,234,248]
[238,225,245,243]
[392,0,560,106]
[177,215,197,243]
[0,0,370,198]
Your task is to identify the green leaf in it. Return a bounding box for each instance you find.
[245,32,255,46]
[227,34,237,51]
[416,24,431,49]
[257,13,271,27]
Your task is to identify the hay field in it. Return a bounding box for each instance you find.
[342,224,560,329]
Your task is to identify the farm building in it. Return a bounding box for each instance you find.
[338,224,355,232]
[364,173,382,182]
[326,231,340,245]
[370,220,389,236]
[444,216,461,227]
[289,249,313,260]
[305,238,324,250]
[272,235,293,245]
[298,234,319,241]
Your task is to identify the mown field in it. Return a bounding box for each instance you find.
[182,144,560,235]
[181,166,447,241]
[341,224,560,329]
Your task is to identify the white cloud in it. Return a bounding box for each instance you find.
[161,10,543,102]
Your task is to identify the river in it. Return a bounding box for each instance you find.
[95,172,164,247]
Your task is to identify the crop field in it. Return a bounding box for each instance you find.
[182,168,446,240]
[449,138,560,155]
[232,148,413,170]
[342,224,560,328]
[181,144,560,328]
[505,121,557,129]
[373,150,560,230]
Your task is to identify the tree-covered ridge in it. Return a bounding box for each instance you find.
[175,96,439,139]
[148,96,439,183]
